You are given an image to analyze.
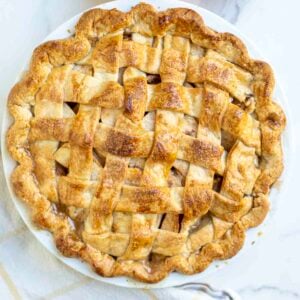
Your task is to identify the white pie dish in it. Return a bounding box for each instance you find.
[1,0,294,289]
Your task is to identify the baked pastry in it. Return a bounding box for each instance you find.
[6,3,286,283]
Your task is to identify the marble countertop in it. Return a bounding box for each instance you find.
[0,0,299,299]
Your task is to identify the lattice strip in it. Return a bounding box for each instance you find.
[160,34,190,84]
[118,66,154,260]
[187,50,253,102]
[220,141,260,201]
[119,37,163,74]
[30,65,72,202]
[151,35,189,254]
[183,84,228,252]
[64,70,124,108]
[30,118,225,170]
[82,31,128,238]
[58,104,100,208]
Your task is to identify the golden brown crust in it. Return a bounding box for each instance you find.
[6,2,285,283]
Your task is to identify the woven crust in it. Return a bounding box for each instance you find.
[6,3,285,283]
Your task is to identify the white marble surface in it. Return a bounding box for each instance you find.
[0,0,300,299]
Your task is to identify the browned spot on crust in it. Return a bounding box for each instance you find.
[105,130,139,157]
[150,83,185,112]
[158,15,171,26]
[266,112,283,129]
[30,118,71,142]
[124,77,147,121]
[151,133,178,163]
[129,187,169,213]
[191,139,223,166]
[184,188,212,218]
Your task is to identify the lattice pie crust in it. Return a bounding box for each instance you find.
[6,3,286,283]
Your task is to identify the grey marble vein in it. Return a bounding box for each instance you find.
[222,0,250,24]
[187,0,250,24]
[238,285,300,299]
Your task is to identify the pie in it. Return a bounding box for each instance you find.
[6,3,286,283]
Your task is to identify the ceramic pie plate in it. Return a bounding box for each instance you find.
[1,0,294,289]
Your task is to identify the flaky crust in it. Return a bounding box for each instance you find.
[6,3,285,283]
